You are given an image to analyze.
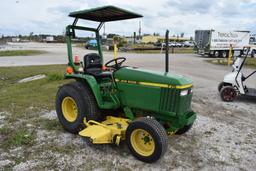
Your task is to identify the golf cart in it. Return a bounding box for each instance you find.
[218,47,256,101]
[56,6,197,163]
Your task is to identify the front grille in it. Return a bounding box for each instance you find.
[159,88,179,112]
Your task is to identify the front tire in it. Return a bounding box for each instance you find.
[220,86,237,102]
[126,117,168,163]
[218,82,225,92]
[56,81,101,133]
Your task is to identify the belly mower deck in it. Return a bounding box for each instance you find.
[79,116,130,145]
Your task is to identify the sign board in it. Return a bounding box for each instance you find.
[211,31,250,50]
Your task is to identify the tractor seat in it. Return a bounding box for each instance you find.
[83,53,112,79]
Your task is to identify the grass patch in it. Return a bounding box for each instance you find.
[0,65,70,118]
[0,125,12,135]
[49,144,76,154]
[207,58,256,68]
[41,119,62,131]
[0,50,46,57]
[47,73,64,81]
[0,128,35,148]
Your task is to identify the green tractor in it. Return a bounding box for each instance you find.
[56,6,197,163]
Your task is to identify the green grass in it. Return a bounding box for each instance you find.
[41,119,63,131]
[0,65,71,150]
[0,125,11,135]
[0,126,35,148]
[47,73,64,81]
[0,65,79,160]
[207,58,256,68]
[0,50,47,57]
[0,65,70,117]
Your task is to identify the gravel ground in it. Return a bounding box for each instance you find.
[0,42,256,170]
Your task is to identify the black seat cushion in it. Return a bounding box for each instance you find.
[84,53,102,70]
[84,53,112,79]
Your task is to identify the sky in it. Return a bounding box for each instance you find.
[0,0,256,37]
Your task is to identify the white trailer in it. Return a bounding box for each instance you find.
[46,36,54,43]
[194,30,251,57]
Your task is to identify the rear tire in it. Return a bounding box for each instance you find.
[220,86,237,102]
[221,51,227,58]
[214,51,219,58]
[126,117,168,163]
[56,81,101,133]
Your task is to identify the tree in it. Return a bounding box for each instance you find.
[107,33,118,38]
[113,36,127,48]
[29,32,34,41]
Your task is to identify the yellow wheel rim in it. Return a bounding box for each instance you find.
[130,129,155,156]
[61,97,78,122]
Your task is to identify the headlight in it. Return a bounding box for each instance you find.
[180,90,189,96]
[180,88,193,96]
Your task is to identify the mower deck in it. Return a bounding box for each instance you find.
[79,116,130,145]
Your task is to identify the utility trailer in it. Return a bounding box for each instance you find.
[194,30,250,58]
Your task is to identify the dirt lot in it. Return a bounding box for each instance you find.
[0,43,256,170]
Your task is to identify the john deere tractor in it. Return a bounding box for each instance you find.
[56,6,197,163]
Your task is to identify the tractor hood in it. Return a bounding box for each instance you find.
[114,67,192,87]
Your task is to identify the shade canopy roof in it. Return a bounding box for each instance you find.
[69,6,143,22]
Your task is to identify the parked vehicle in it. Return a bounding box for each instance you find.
[175,42,182,47]
[154,41,162,47]
[183,41,194,47]
[194,30,250,58]
[249,34,256,58]
[85,39,98,49]
[218,47,256,101]
[169,42,176,47]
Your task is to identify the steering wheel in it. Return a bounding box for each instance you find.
[105,57,126,70]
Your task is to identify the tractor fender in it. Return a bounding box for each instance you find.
[64,73,104,107]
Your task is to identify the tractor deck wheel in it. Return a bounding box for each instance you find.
[220,86,237,102]
[126,117,168,163]
[56,81,101,133]
[175,123,194,135]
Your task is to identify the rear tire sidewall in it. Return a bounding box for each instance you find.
[56,84,89,133]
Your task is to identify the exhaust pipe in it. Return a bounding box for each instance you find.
[165,30,169,73]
